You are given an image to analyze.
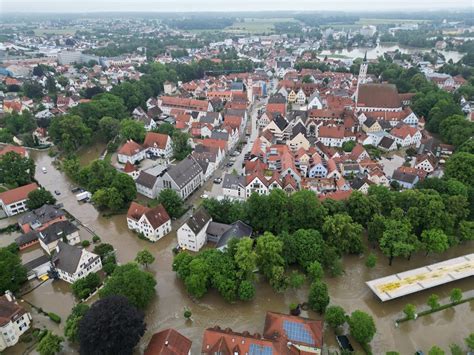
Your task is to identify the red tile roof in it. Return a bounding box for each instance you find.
[202,327,278,354]
[127,202,150,221]
[144,132,170,150]
[145,328,192,355]
[118,140,143,156]
[0,183,39,205]
[144,204,170,229]
[0,145,27,157]
[160,96,209,112]
[319,190,353,201]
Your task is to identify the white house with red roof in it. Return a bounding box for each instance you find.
[390,125,422,147]
[143,132,173,159]
[0,291,32,351]
[117,140,145,164]
[0,183,39,217]
[126,202,171,242]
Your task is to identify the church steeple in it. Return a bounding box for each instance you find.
[355,53,368,108]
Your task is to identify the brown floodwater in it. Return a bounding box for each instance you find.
[6,150,473,354]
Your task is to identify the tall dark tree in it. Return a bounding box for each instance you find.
[78,295,145,355]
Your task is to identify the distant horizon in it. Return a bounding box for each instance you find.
[0,0,471,14]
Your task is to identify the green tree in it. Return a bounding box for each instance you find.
[238,280,256,301]
[64,304,89,343]
[0,247,27,293]
[325,305,346,328]
[365,253,377,268]
[466,333,474,350]
[98,116,120,142]
[99,263,156,309]
[444,152,474,187]
[348,310,376,345]
[3,111,36,135]
[255,232,285,284]
[0,152,35,187]
[346,192,381,227]
[111,173,136,203]
[26,188,56,210]
[22,81,44,99]
[380,218,418,265]
[135,249,155,268]
[119,119,146,142]
[49,115,92,152]
[154,122,175,136]
[158,189,184,218]
[449,344,463,355]
[307,261,324,281]
[78,295,145,355]
[171,130,192,161]
[421,229,449,255]
[427,294,440,310]
[287,190,327,232]
[308,280,330,314]
[36,331,63,355]
[403,303,416,320]
[449,288,462,303]
[71,273,100,299]
[428,346,445,355]
[288,271,306,289]
[458,221,474,242]
[280,229,326,269]
[322,213,364,255]
[234,237,257,280]
[93,243,114,261]
[342,140,356,152]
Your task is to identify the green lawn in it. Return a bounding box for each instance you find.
[356,18,430,25]
[225,17,297,34]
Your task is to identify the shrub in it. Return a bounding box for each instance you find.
[48,312,61,324]
[92,235,101,243]
[81,240,90,248]
[365,253,377,268]
[71,273,101,299]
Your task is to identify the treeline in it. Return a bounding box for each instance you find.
[166,18,234,30]
[295,14,360,27]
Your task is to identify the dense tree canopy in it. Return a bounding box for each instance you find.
[78,295,145,355]
[99,263,156,309]
[0,151,35,187]
[0,246,27,293]
[26,188,56,210]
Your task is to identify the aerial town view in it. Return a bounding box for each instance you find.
[0,0,473,354]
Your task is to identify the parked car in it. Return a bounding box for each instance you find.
[200,194,209,199]
[213,177,222,184]
[54,190,61,196]
[41,167,47,174]
[226,162,234,167]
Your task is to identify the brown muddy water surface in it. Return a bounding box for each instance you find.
[3,150,473,354]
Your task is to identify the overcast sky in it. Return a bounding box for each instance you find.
[1,0,471,13]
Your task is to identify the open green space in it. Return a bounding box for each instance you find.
[225,17,297,34]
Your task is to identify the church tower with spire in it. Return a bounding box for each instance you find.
[355,52,368,107]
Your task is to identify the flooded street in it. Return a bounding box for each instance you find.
[10,149,473,354]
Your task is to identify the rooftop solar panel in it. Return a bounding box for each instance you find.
[283,319,314,344]
[249,343,273,355]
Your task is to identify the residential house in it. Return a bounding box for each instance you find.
[143,132,173,159]
[377,136,397,152]
[53,241,102,284]
[0,291,32,351]
[158,155,204,200]
[144,329,192,355]
[415,153,437,173]
[356,84,403,112]
[18,204,66,234]
[0,183,39,217]
[391,168,419,189]
[351,177,373,194]
[390,125,421,147]
[177,208,212,252]
[117,140,146,164]
[207,220,253,250]
[38,220,80,254]
[126,202,171,242]
[222,174,246,200]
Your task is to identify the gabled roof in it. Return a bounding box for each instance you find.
[118,140,143,156]
[357,83,401,108]
[166,156,203,188]
[145,204,170,229]
[39,220,79,244]
[127,201,150,221]
[0,294,26,327]
[136,171,158,189]
[144,132,170,150]
[54,241,84,274]
[18,204,64,227]
[0,183,39,205]
[184,208,211,234]
[145,328,192,355]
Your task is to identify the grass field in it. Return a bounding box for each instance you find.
[225,17,297,34]
[34,28,78,36]
[356,18,430,25]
